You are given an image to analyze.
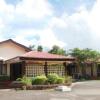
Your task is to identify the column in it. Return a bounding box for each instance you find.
[22,61,26,77]
[44,61,48,76]
[63,62,67,77]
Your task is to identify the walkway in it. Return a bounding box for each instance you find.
[0,80,100,100]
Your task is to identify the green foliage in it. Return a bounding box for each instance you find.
[32,75,47,85]
[68,48,100,62]
[16,76,32,85]
[37,45,43,52]
[0,75,10,81]
[16,74,71,85]
[48,45,66,55]
[29,45,35,50]
[64,76,72,84]
[56,77,65,84]
[47,73,59,84]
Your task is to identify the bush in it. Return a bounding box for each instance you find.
[16,76,32,86]
[56,77,65,84]
[64,76,72,85]
[32,75,47,85]
[47,73,59,84]
[0,75,10,81]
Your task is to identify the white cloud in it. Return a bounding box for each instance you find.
[16,0,53,19]
[47,0,100,50]
[13,28,66,49]
[88,0,100,37]
[1,0,100,50]
[49,17,67,28]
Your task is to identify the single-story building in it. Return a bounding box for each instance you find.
[0,39,100,80]
[0,39,76,80]
[6,51,76,80]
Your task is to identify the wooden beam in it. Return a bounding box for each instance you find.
[44,62,48,76]
[20,57,75,62]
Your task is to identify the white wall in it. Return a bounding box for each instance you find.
[0,41,28,60]
[7,63,10,76]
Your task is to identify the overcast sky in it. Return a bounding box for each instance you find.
[0,0,100,50]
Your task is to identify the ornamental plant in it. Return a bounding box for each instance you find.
[32,75,47,85]
[47,73,59,84]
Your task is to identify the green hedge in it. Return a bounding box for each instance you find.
[32,75,47,85]
[47,73,59,84]
[16,76,32,85]
[16,74,72,85]
[56,77,65,84]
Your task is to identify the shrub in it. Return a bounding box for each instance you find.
[56,77,65,84]
[32,75,47,85]
[64,76,72,85]
[16,76,32,85]
[0,75,10,81]
[47,73,59,84]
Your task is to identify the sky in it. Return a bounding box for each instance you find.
[0,0,100,51]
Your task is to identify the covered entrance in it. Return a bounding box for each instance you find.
[7,51,76,79]
[67,63,78,78]
[10,62,22,80]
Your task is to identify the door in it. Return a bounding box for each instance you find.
[10,63,22,80]
[97,64,100,77]
[67,63,77,77]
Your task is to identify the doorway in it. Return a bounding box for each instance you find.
[10,62,22,80]
[97,64,100,77]
[67,63,77,77]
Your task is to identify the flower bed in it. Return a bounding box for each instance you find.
[10,74,72,90]
[10,82,71,90]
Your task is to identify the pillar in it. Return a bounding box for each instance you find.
[44,61,48,76]
[63,62,67,76]
[22,61,26,77]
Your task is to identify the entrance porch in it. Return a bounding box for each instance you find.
[6,51,76,80]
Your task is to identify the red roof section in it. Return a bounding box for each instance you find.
[20,51,75,60]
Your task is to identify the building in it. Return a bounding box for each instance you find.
[0,39,75,80]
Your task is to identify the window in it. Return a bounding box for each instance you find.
[25,64,44,77]
[47,65,65,76]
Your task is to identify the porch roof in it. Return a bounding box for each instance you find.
[6,51,75,62]
[21,51,75,60]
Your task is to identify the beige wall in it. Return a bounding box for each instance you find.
[86,66,91,76]
[0,41,28,60]
[7,63,10,76]
[93,64,97,77]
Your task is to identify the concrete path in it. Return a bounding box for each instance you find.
[0,80,100,100]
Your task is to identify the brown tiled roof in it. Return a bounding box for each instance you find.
[0,39,31,52]
[20,51,75,60]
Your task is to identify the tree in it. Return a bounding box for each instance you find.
[29,45,35,50]
[68,48,100,76]
[68,48,100,62]
[48,45,66,55]
[37,45,43,52]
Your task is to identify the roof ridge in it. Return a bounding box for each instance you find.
[0,39,31,52]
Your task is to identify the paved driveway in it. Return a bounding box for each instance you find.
[0,81,100,100]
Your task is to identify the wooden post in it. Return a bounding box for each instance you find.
[44,61,48,76]
[22,61,25,77]
[91,63,93,77]
[63,62,67,77]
